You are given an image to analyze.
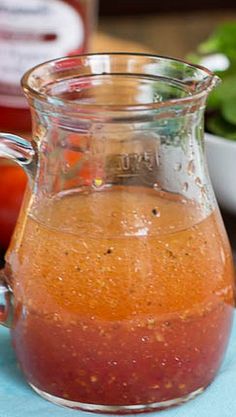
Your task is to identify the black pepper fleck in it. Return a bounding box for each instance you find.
[152,208,158,216]
[167,249,176,258]
[105,248,113,255]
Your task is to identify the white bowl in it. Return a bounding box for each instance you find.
[205,132,236,214]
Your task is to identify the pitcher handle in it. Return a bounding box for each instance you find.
[0,133,36,179]
[0,133,36,327]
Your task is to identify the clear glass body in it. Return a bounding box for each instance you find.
[0,53,235,413]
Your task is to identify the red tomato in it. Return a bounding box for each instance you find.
[0,164,27,251]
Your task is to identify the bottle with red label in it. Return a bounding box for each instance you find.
[0,0,97,132]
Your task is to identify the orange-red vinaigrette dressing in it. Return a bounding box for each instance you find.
[7,187,235,406]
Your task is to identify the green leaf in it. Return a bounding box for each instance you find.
[206,75,236,112]
[186,53,202,65]
[199,37,220,55]
[187,20,236,140]
[206,114,236,140]
[198,21,236,58]
[222,97,236,124]
[207,88,222,110]
[215,76,236,99]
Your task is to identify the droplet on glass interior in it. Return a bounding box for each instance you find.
[195,177,202,187]
[200,186,208,199]
[187,160,195,175]
[174,162,182,172]
[182,182,189,192]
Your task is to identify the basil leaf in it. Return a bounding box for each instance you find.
[198,22,236,59]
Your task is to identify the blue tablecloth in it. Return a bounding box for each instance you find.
[0,315,236,417]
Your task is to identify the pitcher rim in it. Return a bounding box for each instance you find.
[21,52,219,113]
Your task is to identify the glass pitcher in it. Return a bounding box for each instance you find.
[0,53,235,414]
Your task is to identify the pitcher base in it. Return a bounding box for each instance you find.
[30,383,204,414]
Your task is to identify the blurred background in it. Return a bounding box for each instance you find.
[98,0,236,57]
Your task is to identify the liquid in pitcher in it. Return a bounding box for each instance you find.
[7,186,235,408]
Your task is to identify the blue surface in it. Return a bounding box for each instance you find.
[0,315,236,417]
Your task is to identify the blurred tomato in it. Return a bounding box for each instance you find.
[0,164,27,251]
